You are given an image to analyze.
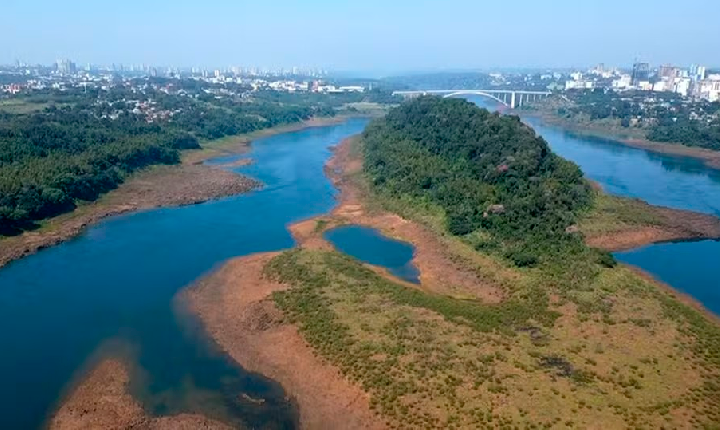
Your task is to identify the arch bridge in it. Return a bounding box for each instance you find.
[392,89,552,109]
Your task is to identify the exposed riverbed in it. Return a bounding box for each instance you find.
[1,99,720,428]
[522,116,720,316]
[0,119,369,429]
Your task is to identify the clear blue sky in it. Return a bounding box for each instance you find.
[4,0,719,73]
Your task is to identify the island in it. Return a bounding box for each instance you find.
[189,97,720,429]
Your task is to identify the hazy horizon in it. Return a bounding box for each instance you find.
[5,0,720,72]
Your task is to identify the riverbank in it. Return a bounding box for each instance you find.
[50,359,232,430]
[0,115,375,270]
[185,252,385,430]
[522,110,720,170]
[183,114,379,165]
[311,135,507,302]
[0,164,259,269]
[187,130,720,428]
[579,191,720,251]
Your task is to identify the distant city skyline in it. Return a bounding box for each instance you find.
[4,0,720,74]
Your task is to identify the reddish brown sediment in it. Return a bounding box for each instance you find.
[214,158,254,169]
[187,132,720,430]
[185,253,386,430]
[49,359,233,430]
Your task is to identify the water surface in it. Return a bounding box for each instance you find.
[324,225,420,284]
[464,95,720,316]
[617,240,720,315]
[0,118,369,429]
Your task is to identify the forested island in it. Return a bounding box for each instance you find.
[525,89,720,152]
[0,83,395,236]
[207,97,720,428]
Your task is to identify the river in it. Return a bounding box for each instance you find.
[0,118,369,429]
[1,102,720,428]
[522,116,720,316]
[458,95,720,316]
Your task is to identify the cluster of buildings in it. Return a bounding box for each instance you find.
[32,59,329,81]
[565,62,720,102]
[100,99,180,123]
[0,59,368,96]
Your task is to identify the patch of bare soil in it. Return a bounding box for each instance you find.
[316,137,504,303]
[288,219,336,251]
[185,253,385,430]
[587,205,720,252]
[0,164,259,269]
[49,359,232,430]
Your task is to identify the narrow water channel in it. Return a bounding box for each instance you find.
[0,118,369,429]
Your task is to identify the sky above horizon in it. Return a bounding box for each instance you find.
[4,0,720,74]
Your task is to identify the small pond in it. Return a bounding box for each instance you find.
[323,225,420,284]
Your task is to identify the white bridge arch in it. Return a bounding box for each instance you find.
[441,90,508,106]
[393,89,551,109]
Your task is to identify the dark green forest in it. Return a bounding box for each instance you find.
[0,105,198,234]
[363,96,595,266]
[0,85,392,235]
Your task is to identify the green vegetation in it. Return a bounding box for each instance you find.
[578,192,667,237]
[363,96,595,267]
[268,97,720,428]
[0,85,397,235]
[534,89,720,150]
[269,248,720,429]
[0,105,195,234]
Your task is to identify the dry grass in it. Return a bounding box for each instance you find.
[268,249,719,429]
[264,135,720,429]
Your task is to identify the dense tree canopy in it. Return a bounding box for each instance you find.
[0,83,397,235]
[363,96,594,265]
[0,105,193,234]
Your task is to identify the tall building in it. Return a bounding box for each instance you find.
[631,62,650,86]
[658,64,678,79]
[56,59,77,75]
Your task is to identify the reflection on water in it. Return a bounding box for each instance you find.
[324,225,420,284]
[0,119,369,429]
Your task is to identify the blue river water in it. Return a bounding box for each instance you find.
[323,225,420,284]
[0,118,369,429]
[525,116,720,316]
[460,96,720,318]
[1,101,720,429]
